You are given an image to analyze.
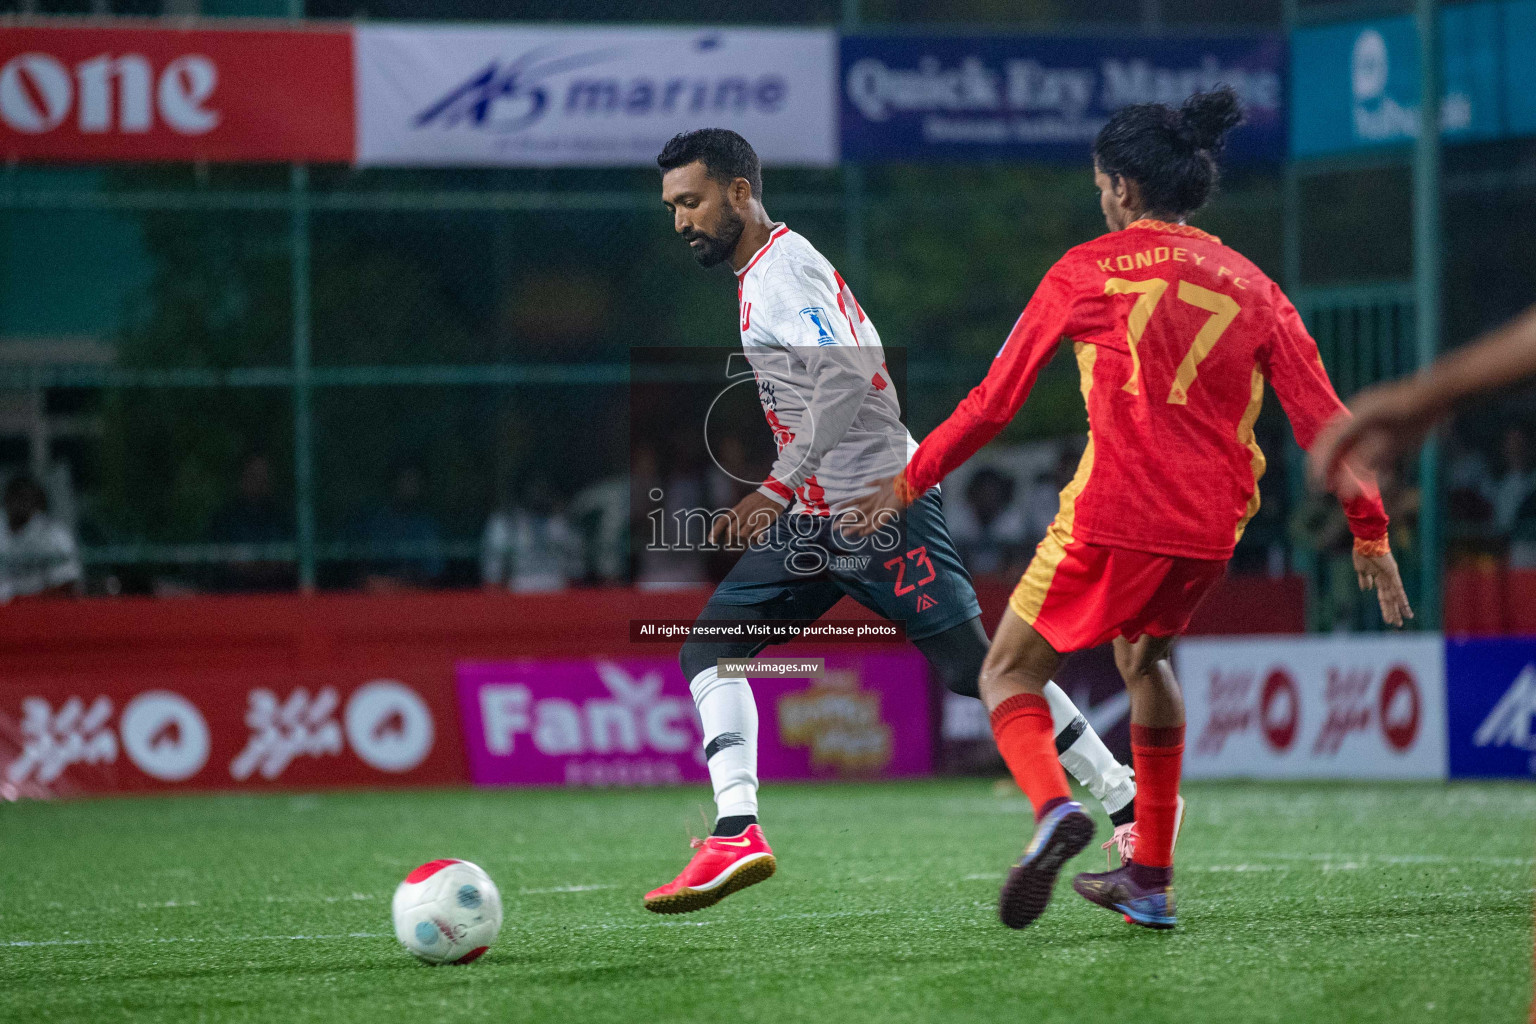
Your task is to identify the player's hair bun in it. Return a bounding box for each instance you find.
[1176,86,1245,155]
[1093,86,1246,217]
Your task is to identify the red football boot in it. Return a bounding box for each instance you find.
[643,824,776,914]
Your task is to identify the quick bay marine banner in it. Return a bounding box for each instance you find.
[840,34,1286,164]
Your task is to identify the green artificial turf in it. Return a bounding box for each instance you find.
[1,780,1531,1023]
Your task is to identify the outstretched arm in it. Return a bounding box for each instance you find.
[1310,302,1536,487]
[843,261,1081,540]
[843,262,1079,536]
[903,263,1080,499]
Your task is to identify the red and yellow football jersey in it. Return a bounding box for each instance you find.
[903,219,1388,561]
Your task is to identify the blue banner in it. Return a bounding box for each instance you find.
[839,34,1287,165]
[1445,638,1536,779]
[1291,0,1536,158]
[1507,0,1536,136]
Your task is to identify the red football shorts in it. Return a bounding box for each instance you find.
[1009,524,1227,654]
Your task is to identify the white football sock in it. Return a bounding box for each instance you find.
[1044,680,1136,822]
[690,666,759,821]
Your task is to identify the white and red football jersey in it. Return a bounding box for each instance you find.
[736,224,915,515]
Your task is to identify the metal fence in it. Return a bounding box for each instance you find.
[10,2,1507,629]
[1291,282,1421,631]
[3,154,1296,595]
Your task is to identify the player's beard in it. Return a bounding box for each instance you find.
[684,207,745,268]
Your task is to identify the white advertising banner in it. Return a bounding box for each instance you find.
[1175,635,1446,780]
[355,26,837,167]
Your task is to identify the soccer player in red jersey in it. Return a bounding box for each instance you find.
[849,87,1411,931]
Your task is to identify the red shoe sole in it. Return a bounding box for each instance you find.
[643,855,777,915]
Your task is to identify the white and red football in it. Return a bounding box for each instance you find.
[391,858,503,965]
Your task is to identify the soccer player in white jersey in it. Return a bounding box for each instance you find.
[643,129,1141,914]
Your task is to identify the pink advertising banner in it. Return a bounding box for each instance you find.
[455,654,932,788]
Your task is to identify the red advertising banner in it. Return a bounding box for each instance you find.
[0,25,355,163]
[0,578,1303,798]
[0,668,465,798]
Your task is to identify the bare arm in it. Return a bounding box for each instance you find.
[1309,303,1536,486]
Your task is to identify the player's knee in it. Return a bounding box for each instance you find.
[977,646,1026,705]
[938,661,982,699]
[1121,659,1179,706]
[679,641,718,684]
[923,651,982,699]
[979,639,1032,688]
[914,621,986,699]
[977,630,1056,708]
[1113,643,1138,682]
[976,660,1012,707]
[1116,636,1175,686]
[680,639,757,686]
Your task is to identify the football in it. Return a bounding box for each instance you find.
[391,858,503,965]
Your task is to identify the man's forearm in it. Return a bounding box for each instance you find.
[1417,303,1536,414]
[768,369,868,492]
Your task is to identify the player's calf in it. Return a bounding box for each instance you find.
[916,618,1138,828]
[1044,682,1137,827]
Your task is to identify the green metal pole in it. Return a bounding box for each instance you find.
[844,166,867,293]
[1282,165,1301,291]
[1280,0,1318,628]
[291,163,317,592]
[1282,165,1322,629]
[842,0,867,292]
[1414,0,1443,629]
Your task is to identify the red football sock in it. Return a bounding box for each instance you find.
[1130,723,1185,869]
[990,693,1071,821]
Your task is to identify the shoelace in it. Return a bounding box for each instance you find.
[1102,822,1138,869]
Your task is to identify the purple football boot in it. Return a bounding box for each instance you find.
[997,799,1096,930]
[1072,862,1177,930]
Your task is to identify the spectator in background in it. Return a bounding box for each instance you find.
[350,462,445,591]
[1503,429,1536,567]
[704,435,755,582]
[1022,440,1082,549]
[1489,425,1536,537]
[630,441,665,582]
[2,473,80,600]
[205,452,296,592]
[950,467,1028,581]
[1444,430,1494,528]
[1292,473,1418,631]
[706,434,753,511]
[482,477,582,593]
[634,435,709,587]
[568,474,628,584]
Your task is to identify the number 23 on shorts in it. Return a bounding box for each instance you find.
[885,547,936,596]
